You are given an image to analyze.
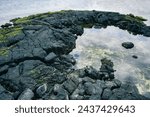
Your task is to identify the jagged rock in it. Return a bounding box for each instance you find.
[60,54,76,65]
[100,58,115,80]
[102,88,112,100]
[84,66,100,79]
[0,85,13,100]
[0,65,9,74]
[19,77,37,90]
[18,88,34,100]
[142,26,150,37]
[105,79,121,90]
[33,48,47,59]
[45,52,57,62]
[36,83,47,97]
[84,82,103,96]
[122,42,134,49]
[70,84,84,100]
[63,79,77,94]
[50,84,69,100]
[1,23,12,28]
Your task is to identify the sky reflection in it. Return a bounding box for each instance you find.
[0,0,150,25]
[71,27,150,96]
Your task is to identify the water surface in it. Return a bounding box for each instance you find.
[71,27,150,96]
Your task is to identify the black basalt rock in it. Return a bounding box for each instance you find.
[122,42,134,49]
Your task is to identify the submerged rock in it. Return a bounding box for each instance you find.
[122,42,134,49]
[132,55,138,59]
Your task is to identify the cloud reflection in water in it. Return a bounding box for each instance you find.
[71,26,150,96]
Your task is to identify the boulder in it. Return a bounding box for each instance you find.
[45,52,57,62]
[36,84,47,97]
[122,42,134,49]
[18,88,34,100]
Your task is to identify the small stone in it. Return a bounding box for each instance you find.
[63,79,77,94]
[36,84,47,97]
[18,88,34,100]
[45,52,57,62]
[132,55,138,59]
[122,42,134,49]
[50,84,69,100]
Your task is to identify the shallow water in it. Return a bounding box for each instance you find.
[71,27,150,96]
[0,0,150,25]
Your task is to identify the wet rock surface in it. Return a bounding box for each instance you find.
[122,42,134,49]
[0,10,150,100]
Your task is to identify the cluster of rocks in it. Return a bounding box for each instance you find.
[0,57,147,100]
[0,10,150,100]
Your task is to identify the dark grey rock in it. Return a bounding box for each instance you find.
[132,55,138,59]
[105,79,121,90]
[45,52,57,62]
[122,42,134,49]
[19,77,37,90]
[84,82,103,96]
[84,66,100,79]
[1,23,12,28]
[50,84,69,100]
[102,88,112,100]
[18,88,34,100]
[63,79,77,94]
[0,92,14,100]
[0,85,5,93]
[0,65,9,74]
[0,85,13,100]
[33,48,47,59]
[89,94,101,100]
[70,88,84,100]
[36,84,47,97]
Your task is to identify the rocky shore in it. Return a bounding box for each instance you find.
[0,10,150,100]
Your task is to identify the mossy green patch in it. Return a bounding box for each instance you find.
[0,47,9,56]
[13,17,31,24]
[29,69,47,84]
[0,34,5,43]
[125,14,147,24]
[81,23,94,28]
[5,27,22,37]
[0,26,23,43]
[11,10,68,25]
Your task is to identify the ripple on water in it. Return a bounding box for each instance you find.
[71,26,150,96]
